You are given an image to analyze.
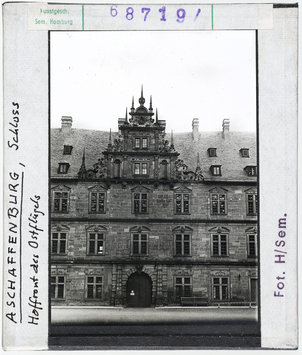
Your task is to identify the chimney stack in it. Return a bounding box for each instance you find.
[192,118,199,141]
[61,116,73,133]
[222,119,230,139]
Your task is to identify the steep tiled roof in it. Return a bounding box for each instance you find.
[51,127,256,182]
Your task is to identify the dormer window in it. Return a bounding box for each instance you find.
[210,165,221,176]
[63,145,73,155]
[58,163,70,174]
[245,166,257,176]
[208,148,217,157]
[240,148,249,158]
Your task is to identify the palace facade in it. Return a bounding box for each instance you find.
[50,90,258,307]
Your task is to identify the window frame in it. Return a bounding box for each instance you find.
[51,231,67,254]
[245,166,257,176]
[174,192,191,215]
[208,148,217,157]
[133,137,149,149]
[87,232,106,255]
[63,145,73,155]
[247,234,257,257]
[133,162,149,176]
[89,190,106,214]
[246,193,257,216]
[51,275,66,299]
[174,233,192,256]
[58,163,70,174]
[131,232,149,256]
[86,276,103,299]
[210,165,222,176]
[211,234,229,256]
[210,192,227,215]
[174,276,192,300]
[53,190,70,213]
[132,191,149,214]
[212,277,229,300]
[240,148,250,158]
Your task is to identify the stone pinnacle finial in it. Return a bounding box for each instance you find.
[149,95,153,111]
[139,85,145,106]
[171,130,174,147]
[131,96,135,111]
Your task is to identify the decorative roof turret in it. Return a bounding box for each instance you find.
[128,87,155,126]
[195,152,204,181]
[78,148,87,178]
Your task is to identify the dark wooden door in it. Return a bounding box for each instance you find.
[250,278,258,303]
[126,272,152,307]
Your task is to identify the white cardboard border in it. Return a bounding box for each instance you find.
[2,1,298,350]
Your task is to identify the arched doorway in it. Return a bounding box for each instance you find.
[126,272,152,307]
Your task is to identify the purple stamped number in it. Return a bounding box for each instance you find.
[141,8,151,21]
[126,7,134,20]
[176,8,186,23]
[110,5,118,17]
[158,6,166,21]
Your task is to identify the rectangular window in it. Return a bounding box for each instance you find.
[53,191,69,212]
[131,233,148,255]
[90,192,105,213]
[175,193,190,214]
[134,163,140,175]
[142,138,148,148]
[133,192,148,213]
[240,148,250,157]
[86,276,103,299]
[210,165,221,176]
[135,138,140,148]
[51,276,65,299]
[175,277,192,300]
[212,234,228,256]
[213,277,229,300]
[211,193,226,214]
[208,148,217,157]
[245,166,257,176]
[142,163,147,175]
[133,162,149,176]
[58,163,70,174]
[247,234,257,256]
[247,194,257,215]
[63,145,73,155]
[88,233,105,255]
[175,234,191,256]
[51,232,67,254]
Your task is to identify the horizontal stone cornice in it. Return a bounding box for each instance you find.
[51,217,257,224]
[51,259,258,267]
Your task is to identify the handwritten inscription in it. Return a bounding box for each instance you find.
[8,102,19,151]
[27,196,44,325]
[6,168,23,323]
[274,214,287,297]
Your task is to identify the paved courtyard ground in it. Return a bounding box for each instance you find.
[50,307,260,349]
[52,306,258,325]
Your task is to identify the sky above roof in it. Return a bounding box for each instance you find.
[50,30,256,133]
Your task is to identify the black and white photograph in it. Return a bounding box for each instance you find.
[49,30,259,347]
[2,2,298,350]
